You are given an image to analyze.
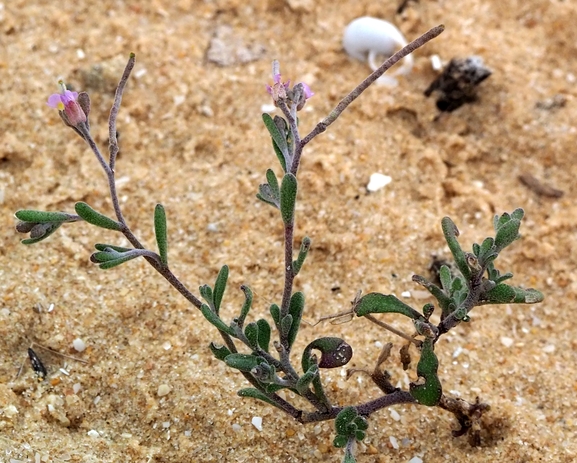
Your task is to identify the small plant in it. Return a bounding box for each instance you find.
[15,24,544,462]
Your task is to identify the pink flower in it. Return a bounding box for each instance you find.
[299,82,314,99]
[47,81,87,126]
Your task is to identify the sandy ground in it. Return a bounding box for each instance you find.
[1,0,576,462]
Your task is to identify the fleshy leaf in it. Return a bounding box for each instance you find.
[153,204,168,265]
[237,285,253,328]
[200,303,235,336]
[75,202,122,231]
[94,243,132,253]
[280,173,298,225]
[15,210,75,223]
[409,338,442,406]
[94,252,141,269]
[265,169,280,201]
[482,284,544,304]
[292,237,311,275]
[213,265,229,314]
[238,388,284,410]
[209,342,232,361]
[256,318,271,352]
[354,293,424,320]
[441,217,470,280]
[224,353,261,372]
[494,218,521,251]
[296,364,318,394]
[269,304,281,327]
[262,113,288,171]
[287,291,305,348]
[335,407,358,436]
[244,322,259,349]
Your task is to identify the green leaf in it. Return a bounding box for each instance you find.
[412,275,451,316]
[511,208,525,221]
[200,303,235,336]
[262,113,288,171]
[354,293,424,320]
[441,217,470,281]
[20,222,63,244]
[265,169,280,200]
[296,365,318,394]
[256,184,280,209]
[479,237,495,259]
[75,202,122,231]
[269,304,281,327]
[287,291,305,348]
[91,250,122,263]
[209,342,232,361]
[494,218,521,251]
[335,407,358,436]
[244,322,259,349]
[94,243,132,253]
[302,337,353,371]
[280,173,298,225]
[271,137,287,172]
[482,284,544,305]
[224,353,261,372]
[292,237,311,275]
[238,388,284,410]
[280,314,293,338]
[332,435,348,448]
[199,285,213,307]
[213,265,229,314]
[439,265,452,293]
[95,252,141,269]
[237,285,253,328]
[15,210,74,223]
[256,318,271,352]
[153,204,168,265]
[409,338,442,406]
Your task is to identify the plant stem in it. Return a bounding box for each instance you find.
[301,24,445,146]
[299,389,416,423]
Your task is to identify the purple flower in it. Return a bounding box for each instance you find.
[266,61,313,110]
[47,81,87,126]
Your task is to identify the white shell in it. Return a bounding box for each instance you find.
[343,16,414,85]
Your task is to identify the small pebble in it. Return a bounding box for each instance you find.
[389,435,399,449]
[72,338,86,352]
[409,457,423,463]
[500,336,514,348]
[3,404,18,418]
[157,384,171,397]
[251,416,263,431]
[87,430,100,438]
[367,173,392,192]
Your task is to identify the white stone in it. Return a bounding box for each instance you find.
[367,173,392,192]
[72,338,86,352]
[251,416,263,431]
[157,384,171,397]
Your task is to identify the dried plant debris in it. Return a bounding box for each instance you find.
[535,94,567,111]
[206,25,265,67]
[425,56,492,112]
[519,173,564,198]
